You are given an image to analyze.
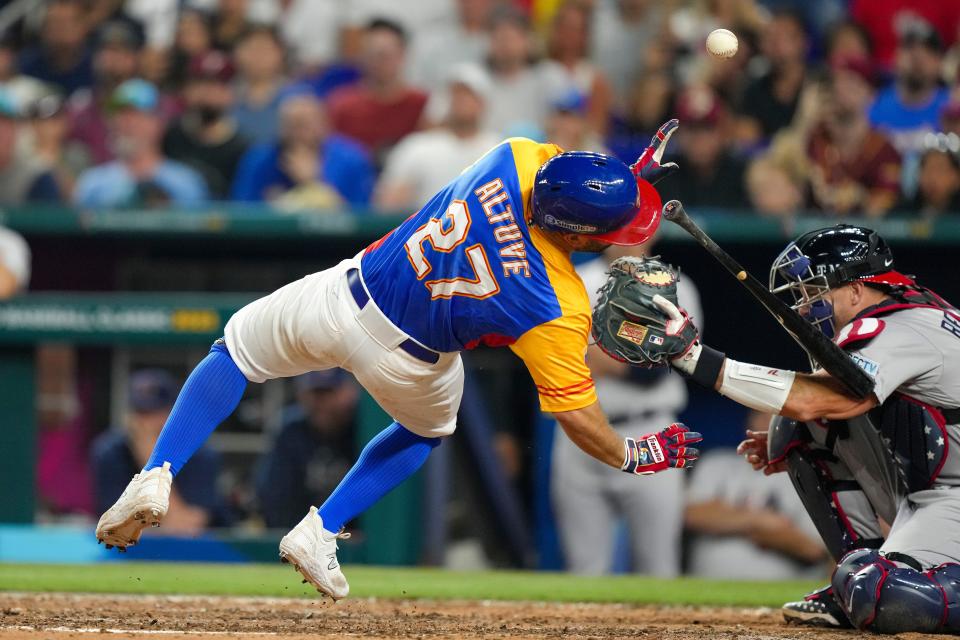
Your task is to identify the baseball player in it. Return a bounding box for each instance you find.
[94,121,702,600]
[594,224,960,634]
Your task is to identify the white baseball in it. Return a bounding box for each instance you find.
[706,28,738,58]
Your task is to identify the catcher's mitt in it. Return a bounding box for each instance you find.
[592,256,699,367]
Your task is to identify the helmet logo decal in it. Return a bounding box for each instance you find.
[543,214,599,234]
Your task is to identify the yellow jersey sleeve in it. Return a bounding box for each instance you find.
[510,312,597,412]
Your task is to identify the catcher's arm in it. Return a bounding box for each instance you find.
[657,298,878,420]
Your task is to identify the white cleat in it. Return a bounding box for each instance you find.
[279,506,351,601]
[95,461,173,551]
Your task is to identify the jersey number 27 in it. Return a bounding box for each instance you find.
[405,200,501,300]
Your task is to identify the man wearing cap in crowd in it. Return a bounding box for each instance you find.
[256,370,358,529]
[0,87,62,204]
[657,85,746,209]
[163,51,249,199]
[374,63,500,212]
[91,369,230,534]
[73,79,209,209]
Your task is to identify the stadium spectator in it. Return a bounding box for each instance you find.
[825,20,873,66]
[66,21,147,167]
[376,64,499,213]
[543,89,607,153]
[0,32,51,108]
[166,9,215,91]
[409,0,493,91]
[482,8,569,139]
[27,93,82,198]
[231,94,374,208]
[91,369,230,533]
[850,0,960,69]
[0,224,30,298]
[231,26,287,146]
[869,17,950,158]
[74,79,209,209]
[658,86,747,209]
[163,52,248,199]
[807,58,902,217]
[18,0,94,95]
[327,19,428,165]
[544,2,612,137]
[896,136,960,216]
[591,0,665,105]
[256,370,357,529]
[0,89,62,204]
[685,412,828,579]
[746,155,807,217]
[553,243,701,576]
[337,0,456,59]
[738,10,810,145]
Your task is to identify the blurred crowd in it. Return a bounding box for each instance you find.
[0,0,953,220]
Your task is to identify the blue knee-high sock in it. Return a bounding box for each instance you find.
[318,422,440,533]
[145,341,248,475]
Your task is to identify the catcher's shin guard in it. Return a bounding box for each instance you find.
[832,549,960,634]
[769,417,883,561]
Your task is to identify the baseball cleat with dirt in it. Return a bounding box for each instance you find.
[95,461,172,551]
[279,506,351,601]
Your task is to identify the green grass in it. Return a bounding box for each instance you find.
[0,563,819,607]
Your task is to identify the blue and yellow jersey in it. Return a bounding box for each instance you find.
[361,138,596,412]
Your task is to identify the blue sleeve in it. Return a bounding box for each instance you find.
[27,172,62,203]
[230,147,270,202]
[326,141,375,208]
[342,149,376,208]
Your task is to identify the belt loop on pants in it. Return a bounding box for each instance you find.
[346,267,440,365]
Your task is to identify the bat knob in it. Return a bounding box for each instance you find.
[662,200,683,221]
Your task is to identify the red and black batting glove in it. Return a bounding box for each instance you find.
[630,118,680,186]
[622,423,702,475]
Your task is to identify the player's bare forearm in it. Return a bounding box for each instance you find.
[552,401,625,468]
[781,372,877,421]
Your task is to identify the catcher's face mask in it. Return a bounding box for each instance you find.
[769,243,836,344]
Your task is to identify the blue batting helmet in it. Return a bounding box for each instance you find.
[531,151,661,246]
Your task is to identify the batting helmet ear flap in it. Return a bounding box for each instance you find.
[592,177,662,246]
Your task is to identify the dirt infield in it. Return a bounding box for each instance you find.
[0,592,940,639]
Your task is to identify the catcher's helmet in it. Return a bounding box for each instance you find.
[769,224,904,340]
[531,151,661,246]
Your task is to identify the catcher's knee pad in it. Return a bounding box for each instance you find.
[832,549,960,634]
[773,419,882,561]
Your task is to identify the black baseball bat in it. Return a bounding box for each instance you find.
[661,199,875,399]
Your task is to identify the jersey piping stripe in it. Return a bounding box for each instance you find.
[536,379,596,393]
[536,380,596,397]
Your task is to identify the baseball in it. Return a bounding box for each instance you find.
[706,28,738,58]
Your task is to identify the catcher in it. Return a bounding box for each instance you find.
[593,225,960,635]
